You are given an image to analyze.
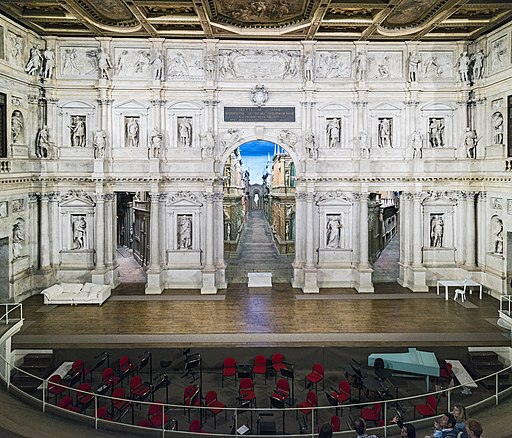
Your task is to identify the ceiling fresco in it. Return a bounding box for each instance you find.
[0,0,511,41]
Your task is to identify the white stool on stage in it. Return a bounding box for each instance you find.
[454,280,467,303]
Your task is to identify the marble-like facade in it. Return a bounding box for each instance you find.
[0,12,511,301]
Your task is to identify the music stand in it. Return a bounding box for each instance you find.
[184,355,201,383]
[152,373,170,404]
[280,367,295,405]
[257,412,276,435]
[232,399,252,434]
[139,351,152,383]
[270,396,285,434]
[237,364,252,379]
[325,391,340,416]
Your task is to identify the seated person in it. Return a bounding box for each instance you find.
[452,404,468,434]
[431,412,458,438]
[465,419,483,438]
[353,417,379,438]
[391,414,416,438]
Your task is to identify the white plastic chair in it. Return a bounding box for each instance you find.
[454,280,467,302]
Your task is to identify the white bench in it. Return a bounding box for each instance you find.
[446,359,477,395]
[248,272,272,287]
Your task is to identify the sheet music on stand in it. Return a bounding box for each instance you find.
[237,424,250,435]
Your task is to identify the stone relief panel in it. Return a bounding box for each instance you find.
[489,35,508,73]
[218,49,301,80]
[59,46,100,78]
[315,51,351,79]
[114,48,153,79]
[7,31,23,68]
[166,49,204,79]
[419,51,453,79]
[491,197,503,210]
[368,51,403,79]
[12,199,24,213]
[0,201,8,219]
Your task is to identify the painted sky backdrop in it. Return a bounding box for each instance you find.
[238,140,275,185]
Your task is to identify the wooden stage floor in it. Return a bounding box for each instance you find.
[12,282,510,350]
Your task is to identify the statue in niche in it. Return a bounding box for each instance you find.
[12,220,24,259]
[178,215,192,249]
[355,132,370,159]
[305,132,317,159]
[168,53,189,77]
[126,117,140,147]
[353,51,367,81]
[96,48,113,80]
[408,51,421,82]
[200,129,215,158]
[62,48,80,75]
[205,55,216,81]
[72,216,87,250]
[411,130,424,159]
[178,117,192,147]
[43,48,55,79]
[429,118,445,148]
[151,49,164,81]
[471,49,486,80]
[225,222,231,240]
[457,51,471,83]
[493,218,504,254]
[492,112,504,145]
[326,118,341,148]
[150,128,163,158]
[326,215,342,249]
[69,116,86,147]
[35,125,50,158]
[25,46,43,76]
[378,118,392,148]
[93,129,107,159]
[11,110,24,144]
[116,50,129,76]
[135,50,150,74]
[304,55,314,82]
[430,214,444,248]
[464,127,480,159]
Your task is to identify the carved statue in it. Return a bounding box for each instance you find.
[116,50,129,76]
[11,110,24,144]
[327,118,341,148]
[134,50,150,74]
[97,48,113,80]
[69,116,86,147]
[43,48,55,79]
[464,127,479,159]
[126,118,140,147]
[277,130,298,150]
[471,49,486,80]
[457,51,470,83]
[168,53,189,77]
[35,125,50,158]
[430,214,444,248]
[408,51,421,82]
[205,55,216,81]
[354,51,367,81]
[492,112,504,145]
[25,46,43,76]
[93,129,107,159]
[304,55,314,82]
[150,128,163,158]
[178,117,192,147]
[200,129,215,158]
[62,48,80,75]
[429,118,445,148]
[411,130,423,159]
[72,216,87,250]
[12,221,24,259]
[493,218,504,254]
[355,132,370,159]
[326,215,342,249]
[305,132,317,159]
[378,118,392,148]
[178,215,192,249]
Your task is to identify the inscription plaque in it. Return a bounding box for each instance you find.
[224,107,295,123]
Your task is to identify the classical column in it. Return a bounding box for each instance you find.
[201,192,217,294]
[399,193,411,267]
[305,192,315,268]
[148,193,160,271]
[412,192,423,267]
[28,193,39,270]
[456,192,467,265]
[39,193,51,270]
[159,193,167,267]
[476,192,487,267]
[213,191,226,288]
[292,192,306,288]
[465,192,477,267]
[49,192,60,267]
[359,193,370,268]
[95,193,105,270]
[104,193,114,269]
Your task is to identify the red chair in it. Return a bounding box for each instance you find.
[67,359,91,385]
[361,402,382,426]
[184,385,201,421]
[331,415,341,432]
[48,374,67,402]
[205,390,227,429]
[57,395,80,412]
[189,419,205,433]
[76,382,94,412]
[297,391,318,424]
[222,357,237,387]
[148,402,169,428]
[305,363,324,392]
[253,355,268,384]
[414,394,437,419]
[102,367,120,390]
[239,377,257,407]
[272,378,290,403]
[129,375,152,402]
[96,406,113,421]
[271,353,287,380]
[112,387,132,420]
[439,361,453,382]
[335,380,351,404]
[118,355,135,383]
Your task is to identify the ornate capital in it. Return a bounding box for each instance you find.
[97,98,113,106]
[213,192,224,202]
[158,193,168,202]
[149,193,160,202]
[404,100,419,107]
[39,192,51,202]
[352,100,368,108]
[103,193,114,202]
